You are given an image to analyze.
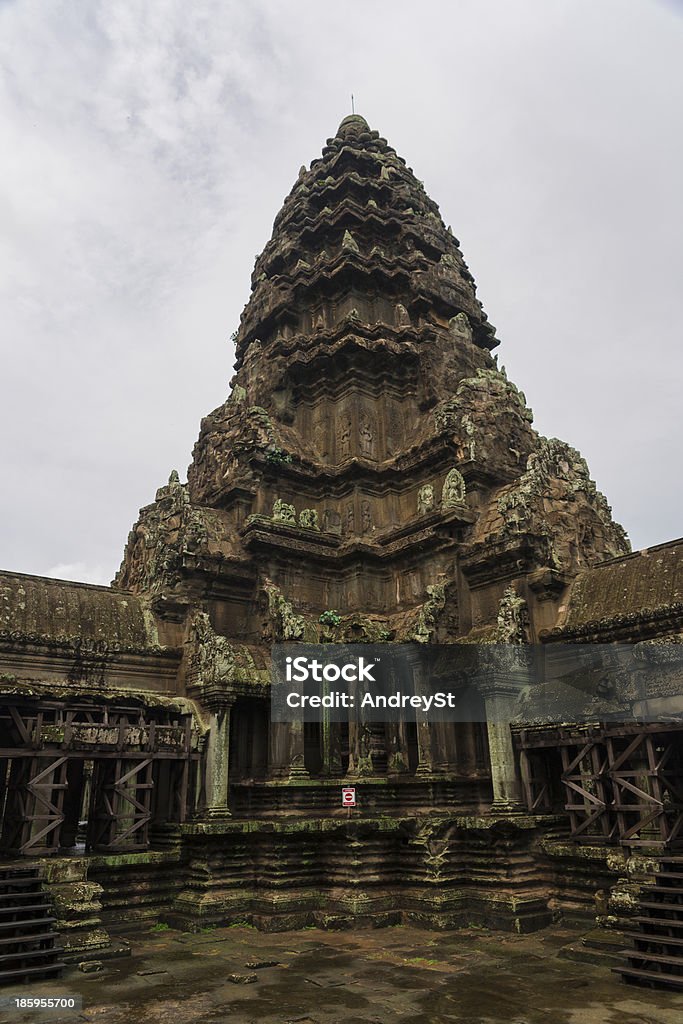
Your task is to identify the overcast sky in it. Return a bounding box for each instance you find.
[1,0,682,586]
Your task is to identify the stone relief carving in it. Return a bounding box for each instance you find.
[409,583,447,643]
[338,418,352,458]
[359,417,375,458]
[395,303,411,327]
[272,499,296,524]
[442,468,466,507]
[299,508,320,531]
[262,579,305,642]
[322,509,342,535]
[188,611,262,699]
[496,586,530,644]
[417,484,434,515]
[346,504,355,533]
[448,312,473,343]
[361,500,372,533]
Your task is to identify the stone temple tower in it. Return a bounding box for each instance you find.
[6,115,683,958]
[112,113,630,885]
[116,113,628,638]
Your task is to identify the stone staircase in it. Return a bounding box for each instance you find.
[0,866,64,986]
[617,855,683,990]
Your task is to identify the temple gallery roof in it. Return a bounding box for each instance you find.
[0,569,158,648]
[551,537,683,639]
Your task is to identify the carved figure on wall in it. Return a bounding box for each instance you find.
[346,504,355,533]
[272,499,296,524]
[442,468,466,507]
[417,484,434,515]
[448,312,472,343]
[496,585,530,644]
[262,578,305,641]
[339,418,352,458]
[299,508,320,531]
[359,417,375,458]
[460,413,476,462]
[395,303,411,327]
[322,509,342,536]
[361,500,372,533]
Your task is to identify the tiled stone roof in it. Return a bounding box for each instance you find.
[0,569,157,648]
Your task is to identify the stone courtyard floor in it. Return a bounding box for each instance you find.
[2,923,683,1024]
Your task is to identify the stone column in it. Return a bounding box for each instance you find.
[456,722,479,774]
[268,721,309,779]
[480,675,525,813]
[430,720,459,774]
[412,661,435,777]
[386,720,410,775]
[204,700,234,819]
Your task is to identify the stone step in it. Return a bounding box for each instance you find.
[0,878,42,891]
[0,902,52,916]
[559,943,628,968]
[638,901,683,915]
[0,916,56,933]
[632,915,683,930]
[0,945,65,968]
[0,930,59,948]
[580,928,630,953]
[616,966,683,990]
[0,961,65,983]
[0,891,50,904]
[625,950,683,969]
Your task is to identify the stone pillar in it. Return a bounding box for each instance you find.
[347,717,375,777]
[430,720,459,774]
[320,702,343,777]
[268,720,309,779]
[456,722,479,774]
[480,676,525,813]
[412,661,435,777]
[386,720,410,775]
[204,700,234,818]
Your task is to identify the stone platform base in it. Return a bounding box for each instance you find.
[165,812,556,934]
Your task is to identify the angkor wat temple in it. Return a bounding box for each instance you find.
[1,115,682,988]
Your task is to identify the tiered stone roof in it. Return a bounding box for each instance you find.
[234,112,497,369]
[112,114,630,656]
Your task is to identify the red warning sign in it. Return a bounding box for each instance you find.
[341,787,356,807]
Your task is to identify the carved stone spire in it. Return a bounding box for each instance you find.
[116,115,629,649]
